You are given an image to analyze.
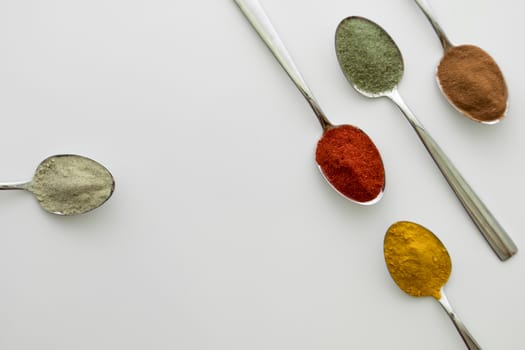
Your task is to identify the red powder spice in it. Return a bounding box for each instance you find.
[315,125,385,203]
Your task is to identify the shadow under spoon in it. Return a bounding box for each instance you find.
[0,154,115,215]
[234,0,385,205]
[335,16,516,260]
[414,0,508,124]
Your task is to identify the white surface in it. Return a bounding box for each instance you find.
[1,0,524,349]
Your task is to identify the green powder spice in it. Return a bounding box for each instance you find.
[29,155,114,215]
[335,17,403,94]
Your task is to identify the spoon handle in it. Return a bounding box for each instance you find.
[233,0,332,130]
[414,0,453,50]
[0,182,29,190]
[389,89,517,261]
[438,289,482,350]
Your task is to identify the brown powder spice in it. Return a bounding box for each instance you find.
[437,45,508,123]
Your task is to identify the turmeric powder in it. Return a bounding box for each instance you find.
[383,221,451,299]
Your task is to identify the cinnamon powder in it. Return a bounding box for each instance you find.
[437,45,507,123]
[315,125,385,203]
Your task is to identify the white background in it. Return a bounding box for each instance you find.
[1,0,523,349]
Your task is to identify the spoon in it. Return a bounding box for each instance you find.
[233,0,385,205]
[384,221,482,350]
[0,154,115,215]
[335,16,516,260]
[414,0,508,124]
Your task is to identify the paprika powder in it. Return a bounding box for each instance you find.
[316,125,385,203]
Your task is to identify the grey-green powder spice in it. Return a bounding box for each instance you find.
[29,155,114,215]
[335,17,404,94]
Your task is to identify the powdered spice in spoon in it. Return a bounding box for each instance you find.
[437,45,508,123]
[316,125,384,203]
[335,17,403,94]
[29,155,115,215]
[234,0,386,205]
[384,221,451,299]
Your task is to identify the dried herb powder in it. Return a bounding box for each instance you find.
[335,17,403,94]
[316,125,385,203]
[384,221,451,299]
[29,155,114,215]
[437,45,508,123]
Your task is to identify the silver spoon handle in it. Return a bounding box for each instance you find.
[233,0,331,130]
[414,0,453,50]
[0,181,29,190]
[389,89,517,261]
[438,289,482,350]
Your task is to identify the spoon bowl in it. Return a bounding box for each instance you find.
[335,16,517,260]
[234,0,385,205]
[436,44,508,124]
[414,0,508,123]
[316,124,384,205]
[335,16,404,98]
[384,221,482,350]
[0,154,115,215]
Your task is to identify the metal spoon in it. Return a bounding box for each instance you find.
[414,0,508,124]
[233,0,385,205]
[335,16,516,260]
[0,154,115,215]
[384,221,482,350]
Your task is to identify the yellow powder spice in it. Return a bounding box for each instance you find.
[384,221,451,299]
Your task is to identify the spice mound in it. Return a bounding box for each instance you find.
[29,155,115,215]
[437,45,508,123]
[384,221,451,299]
[335,16,404,94]
[315,125,384,203]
